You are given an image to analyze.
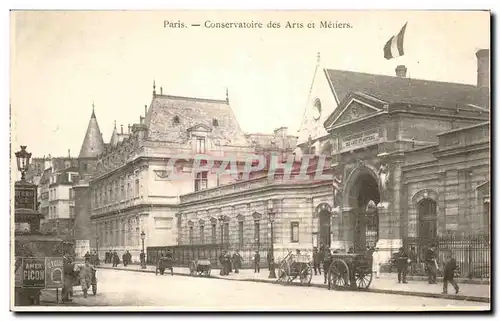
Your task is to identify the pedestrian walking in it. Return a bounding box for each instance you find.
[372,247,381,278]
[442,250,460,294]
[323,247,332,285]
[253,250,261,273]
[112,251,120,267]
[62,255,74,302]
[426,245,438,284]
[219,251,226,275]
[312,247,321,275]
[78,258,93,298]
[122,252,128,267]
[395,247,409,283]
[232,250,242,273]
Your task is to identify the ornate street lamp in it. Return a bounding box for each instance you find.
[140,231,146,267]
[15,146,32,181]
[218,215,225,247]
[96,236,100,266]
[268,201,277,279]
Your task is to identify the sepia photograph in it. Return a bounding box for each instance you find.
[10,9,491,311]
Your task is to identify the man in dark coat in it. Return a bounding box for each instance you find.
[312,247,321,275]
[62,255,74,302]
[122,252,128,267]
[442,251,459,294]
[253,250,261,273]
[323,247,332,285]
[219,251,227,276]
[395,247,409,283]
[426,245,438,284]
[232,250,243,273]
[112,251,120,267]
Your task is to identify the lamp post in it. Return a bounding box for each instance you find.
[268,203,277,279]
[218,215,225,248]
[15,146,32,181]
[96,236,100,266]
[140,231,146,268]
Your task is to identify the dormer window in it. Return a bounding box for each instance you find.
[173,116,180,125]
[212,118,219,127]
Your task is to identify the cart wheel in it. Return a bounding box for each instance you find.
[277,262,288,283]
[92,284,97,295]
[328,259,350,290]
[354,266,373,289]
[300,264,313,285]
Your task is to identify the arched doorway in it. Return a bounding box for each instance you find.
[418,198,437,247]
[346,169,381,252]
[316,203,332,248]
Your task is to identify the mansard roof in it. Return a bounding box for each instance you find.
[325,69,489,110]
[78,108,105,158]
[145,94,250,146]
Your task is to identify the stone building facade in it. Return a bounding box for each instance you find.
[67,48,489,267]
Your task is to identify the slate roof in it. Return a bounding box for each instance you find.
[325,69,489,110]
[145,94,249,146]
[109,123,119,147]
[79,109,105,158]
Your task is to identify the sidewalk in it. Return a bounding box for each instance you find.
[97,264,490,303]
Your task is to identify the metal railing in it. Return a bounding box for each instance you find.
[403,233,490,279]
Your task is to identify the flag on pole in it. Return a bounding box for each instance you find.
[384,22,407,60]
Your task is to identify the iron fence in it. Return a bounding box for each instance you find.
[403,233,490,279]
[147,244,314,269]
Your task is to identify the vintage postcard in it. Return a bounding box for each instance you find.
[10,10,491,311]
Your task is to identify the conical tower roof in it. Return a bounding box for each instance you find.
[109,121,119,147]
[78,104,105,158]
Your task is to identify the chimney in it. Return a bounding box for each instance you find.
[160,86,163,95]
[144,105,147,118]
[68,149,71,159]
[395,65,407,77]
[121,125,124,134]
[476,49,489,89]
[128,124,131,134]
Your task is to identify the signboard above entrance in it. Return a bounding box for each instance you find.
[341,130,382,151]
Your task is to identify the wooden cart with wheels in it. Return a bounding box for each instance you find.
[327,253,373,291]
[188,259,211,277]
[155,256,174,276]
[276,251,313,285]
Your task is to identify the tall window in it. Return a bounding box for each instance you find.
[291,222,300,243]
[211,224,217,243]
[238,221,244,248]
[195,172,208,191]
[224,222,229,244]
[189,226,193,244]
[254,220,260,246]
[196,137,206,154]
[200,225,205,244]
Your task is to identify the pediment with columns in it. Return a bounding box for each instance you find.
[325,92,387,130]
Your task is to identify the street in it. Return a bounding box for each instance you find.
[57,269,489,311]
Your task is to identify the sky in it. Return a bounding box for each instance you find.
[10,10,490,158]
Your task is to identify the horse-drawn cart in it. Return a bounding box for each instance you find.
[277,251,313,285]
[156,256,174,276]
[188,259,211,277]
[327,253,373,290]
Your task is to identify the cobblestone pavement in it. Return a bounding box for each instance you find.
[43,269,489,311]
[96,263,490,302]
